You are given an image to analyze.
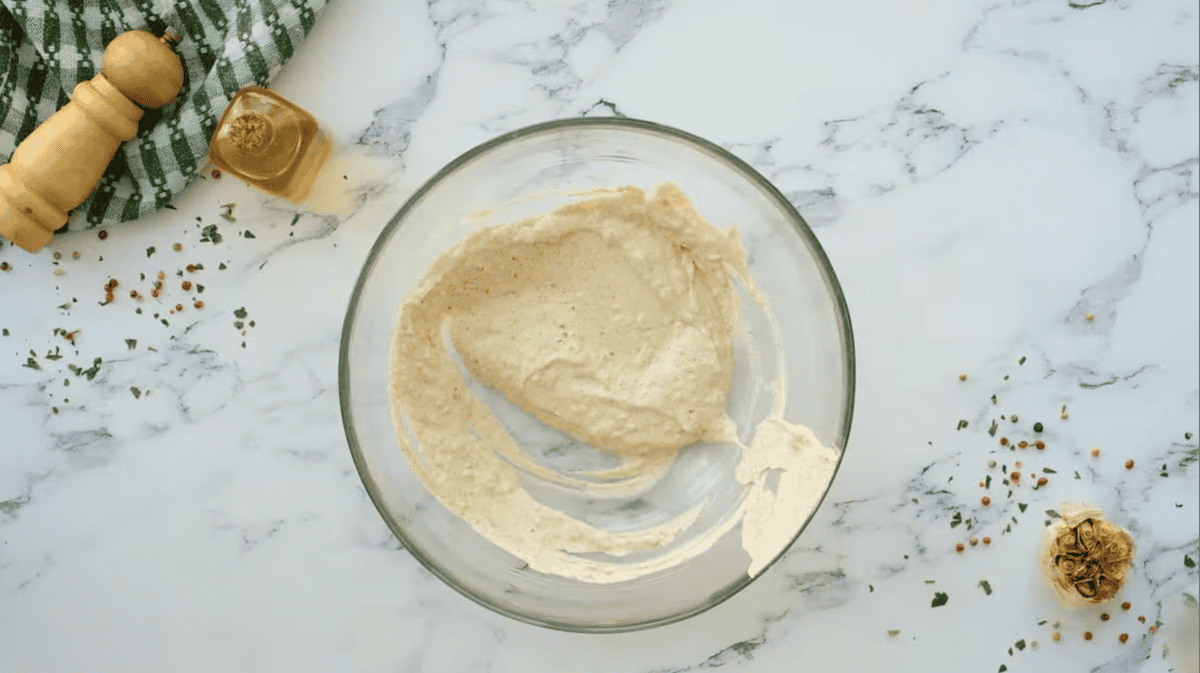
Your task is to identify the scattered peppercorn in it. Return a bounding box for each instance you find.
[64,333,74,342]
[1052,633,1061,642]
[151,289,160,298]
[194,300,204,309]
[1138,615,1146,623]
[982,496,991,506]
[186,264,196,273]
[1037,477,1048,487]
[1118,633,1128,644]
[1084,632,1093,641]
[1011,472,1021,482]
[157,271,165,280]
[130,290,139,298]
[107,279,118,289]
[1085,313,1094,321]
[211,168,222,179]
[72,252,80,259]
[98,229,108,240]
[1125,459,1134,469]
[1092,449,1101,458]
[1101,613,1110,621]
[983,537,992,545]
[173,243,182,251]
[1019,441,1029,449]
[1122,602,1131,611]
[958,373,967,381]
[1149,626,1157,634]
[955,543,965,553]
[181,281,192,291]
[979,481,985,487]
[1011,415,1019,422]
[969,537,979,546]
[175,304,183,312]
[1000,437,1009,446]
[0,262,8,271]
[1035,440,1045,450]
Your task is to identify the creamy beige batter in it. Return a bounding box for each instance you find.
[389,184,837,583]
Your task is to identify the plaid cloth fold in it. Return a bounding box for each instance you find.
[0,0,328,229]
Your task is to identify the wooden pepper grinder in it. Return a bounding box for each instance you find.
[0,29,184,252]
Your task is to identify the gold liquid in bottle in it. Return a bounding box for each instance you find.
[208,86,331,201]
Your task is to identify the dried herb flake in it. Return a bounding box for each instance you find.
[979,580,992,595]
[931,592,949,608]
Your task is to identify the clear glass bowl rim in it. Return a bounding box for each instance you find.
[338,116,857,633]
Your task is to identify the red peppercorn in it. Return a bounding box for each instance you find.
[1119,633,1129,644]
[211,168,222,179]
[1037,477,1048,487]
[981,496,991,506]
[1000,437,1009,446]
[64,333,73,342]
[194,300,204,309]
[186,264,196,273]
[955,543,965,553]
[1122,602,1131,611]
[151,289,160,298]
[1138,615,1146,623]
[181,280,192,291]
[0,262,9,271]
[1149,626,1158,634]
[1084,632,1093,641]
[130,290,139,298]
[982,537,992,545]
[175,304,183,312]
[108,278,118,289]
[1125,459,1134,469]
[1018,441,1029,449]
[1034,441,1045,450]
[105,293,114,302]
[1011,471,1020,481]
[1092,449,1101,457]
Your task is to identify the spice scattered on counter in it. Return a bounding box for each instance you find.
[1118,633,1128,643]
[1138,615,1146,623]
[1085,313,1094,321]
[1035,440,1045,450]
[211,168,221,179]
[1100,612,1110,621]
[983,537,991,545]
[98,229,107,240]
[1084,631,1093,640]
[1121,602,1131,610]
[956,543,965,553]
[982,496,991,506]
[1124,459,1134,469]
[1092,449,1101,458]
[959,373,968,381]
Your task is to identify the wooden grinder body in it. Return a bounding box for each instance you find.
[0,30,183,252]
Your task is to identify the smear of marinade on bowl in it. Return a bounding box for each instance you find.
[388,183,837,583]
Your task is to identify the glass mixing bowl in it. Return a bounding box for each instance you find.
[339,118,854,632]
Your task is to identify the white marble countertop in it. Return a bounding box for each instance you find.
[1,0,1197,671]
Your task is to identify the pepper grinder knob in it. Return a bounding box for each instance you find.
[0,29,184,252]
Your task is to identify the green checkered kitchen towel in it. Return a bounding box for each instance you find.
[0,0,328,230]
